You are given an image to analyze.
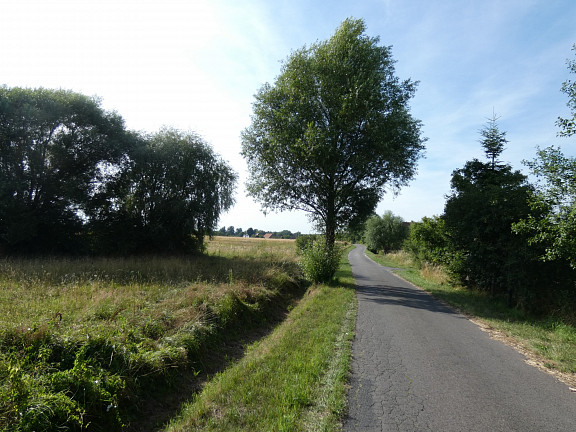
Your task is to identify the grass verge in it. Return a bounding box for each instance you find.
[365,249,576,385]
[0,237,304,431]
[164,248,357,432]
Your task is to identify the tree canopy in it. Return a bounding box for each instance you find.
[0,87,237,255]
[241,18,425,248]
[444,118,533,295]
[0,86,134,254]
[90,128,237,254]
[364,210,409,254]
[513,47,576,269]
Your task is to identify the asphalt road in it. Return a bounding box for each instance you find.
[344,244,576,432]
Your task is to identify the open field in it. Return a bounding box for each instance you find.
[367,249,576,386]
[0,237,306,431]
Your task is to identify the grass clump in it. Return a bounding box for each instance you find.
[165,247,357,432]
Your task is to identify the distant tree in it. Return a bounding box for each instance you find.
[364,211,409,253]
[241,18,425,251]
[218,226,226,235]
[235,228,243,237]
[278,229,293,239]
[227,226,235,236]
[0,86,134,254]
[444,118,533,296]
[91,128,236,254]
[404,216,451,266]
[246,227,255,237]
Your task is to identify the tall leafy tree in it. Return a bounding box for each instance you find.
[92,128,237,254]
[514,46,576,268]
[241,18,425,249]
[0,86,132,254]
[364,210,409,253]
[444,118,533,297]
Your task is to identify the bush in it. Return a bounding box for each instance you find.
[404,216,451,266]
[299,238,341,283]
[295,234,320,255]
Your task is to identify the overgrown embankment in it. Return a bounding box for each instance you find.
[164,246,357,432]
[0,237,305,431]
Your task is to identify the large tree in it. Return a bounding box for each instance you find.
[444,117,534,298]
[364,210,409,254]
[91,128,237,254]
[513,46,576,269]
[241,18,425,248]
[0,86,133,254]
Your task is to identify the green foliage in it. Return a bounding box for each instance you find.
[299,238,341,283]
[295,234,320,254]
[0,88,237,257]
[443,118,536,299]
[557,44,576,137]
[480,114,507,168]
[241,18,425,248]
[0,86,134,255]
[514,146,576,268]
[363,211,408,254]
[90,127,237,254]
[404,216,451,266]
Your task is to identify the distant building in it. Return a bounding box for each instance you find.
[263,233,273,239]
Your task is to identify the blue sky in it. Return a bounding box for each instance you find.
[2,0,576,233]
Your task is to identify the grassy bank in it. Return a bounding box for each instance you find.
[366,249,576,385]
[0,237,305,431]
[164,248,357,432]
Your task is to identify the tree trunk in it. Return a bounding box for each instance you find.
[325,192,336,251]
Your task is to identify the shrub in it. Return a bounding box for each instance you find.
[299,238,341,283]
[404,216,451,266]
[295,234,320,255]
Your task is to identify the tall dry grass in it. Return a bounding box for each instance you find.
[0,236,302,431]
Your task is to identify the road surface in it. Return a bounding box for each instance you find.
[344,244,576,432]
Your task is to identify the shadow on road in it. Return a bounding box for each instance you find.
[353,273,462,316]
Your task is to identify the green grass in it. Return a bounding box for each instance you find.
[0,237,305,431]
[164,248,357,432]
[366,249,576,380]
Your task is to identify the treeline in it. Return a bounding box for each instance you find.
[364,47,576,318]
[365,116,576,318]
[214,226,303,239]
[0,86,237,256]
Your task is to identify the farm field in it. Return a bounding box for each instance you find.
[0,236,315,431]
